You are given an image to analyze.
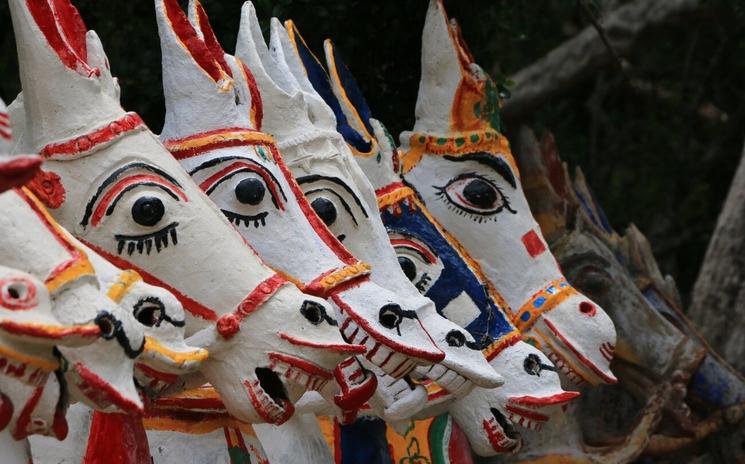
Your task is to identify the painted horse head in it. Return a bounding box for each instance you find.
[398,0,617,387]
[0,188,144,435]
[0,264,96,441]
[8,0,364,425]
[233,2,506,399]
[154,0,380,412]
[314,41,576,456]
[509,128,744,461]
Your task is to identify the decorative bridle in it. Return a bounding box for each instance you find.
[164,128,373,340]
[398,132,580,336]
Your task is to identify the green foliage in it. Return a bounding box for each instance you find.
[1,0,743,302]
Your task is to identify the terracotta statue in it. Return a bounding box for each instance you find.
[0,98,41,191]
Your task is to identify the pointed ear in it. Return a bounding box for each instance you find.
[22,0,98,77]
[369,118,403,176]
[187,0,235,79]
[275,20,337,131]
[323,39,377,156]
[155,0,229,86]
[412,0,465,133]
[86,31,120,102]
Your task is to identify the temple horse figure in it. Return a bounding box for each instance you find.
[301,38,579,460]
[398,0,617,390]
[8,1,368,457]
[146,1,499,461]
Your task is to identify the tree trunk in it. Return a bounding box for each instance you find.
[689,141,745,374]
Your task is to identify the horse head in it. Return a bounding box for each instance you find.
[317,41,576,456]
[399,0,617,388]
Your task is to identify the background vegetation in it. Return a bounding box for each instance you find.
[1,0,744,305]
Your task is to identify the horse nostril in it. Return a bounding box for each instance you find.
[446,330,466,347]
[579,301,596,316]
[379,304,403,329]
[300,300,327,325]
[95,312,119,339]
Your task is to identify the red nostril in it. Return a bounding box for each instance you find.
[579,302,596,316]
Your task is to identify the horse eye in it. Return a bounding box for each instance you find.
[133,299,164,327]
[379,304,403,329]
[462,179,498,208]
[132,196,165,227]
[398,256,417,281]
[300,300,326,325]
[524,353,542,376]
[446,330,466,347]
[311,197,337,226]
[235,178,266,205]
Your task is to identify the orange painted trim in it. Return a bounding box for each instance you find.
[400,130,519,175]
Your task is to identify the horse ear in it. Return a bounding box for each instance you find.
[157,0,255,139]
[274,20,338,132]
[8,0,125,153]
[322,39,377,157]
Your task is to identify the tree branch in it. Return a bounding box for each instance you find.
[501,0,702,121]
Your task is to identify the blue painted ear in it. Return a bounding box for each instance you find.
[325,40,374,138]
[286,23,372,154]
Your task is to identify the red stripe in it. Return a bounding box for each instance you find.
[240,62,263,130]
[508,391,580,407]
[277,333,365,354]
[269,352,333,379]
[79,238,218,321]
[39,113,143,158]
[374,182,407,198]
[193,1,231,78]
[543,319,617,384]
[389,238,437,264]
[504,404,549,422]
[270,145,357,264]
[0,113,8,122]
[11,385,44,440]
[0,320,99,340]
[198,161,284,211]
[162,0,225,83]
[25,0,98,77]
[91,174,188,226]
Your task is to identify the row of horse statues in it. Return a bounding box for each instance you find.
[0,0,742,462]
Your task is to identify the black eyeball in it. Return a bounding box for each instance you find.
[446,330,466,347]
[524,353,542,376]
[463,179,497,208]
[379,304,403,329]
[132,196,165,227]
[300,300,326,325]
[133,298,164,327]
[398,256,417,281]
[235,178,266,205]
[311,197,337,226]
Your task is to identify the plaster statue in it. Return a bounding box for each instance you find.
[8,0,367,436]
[398,0,617,390]
[304,38,576,460]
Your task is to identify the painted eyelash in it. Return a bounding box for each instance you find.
[115,222,179,256]
[223,210,268,228]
